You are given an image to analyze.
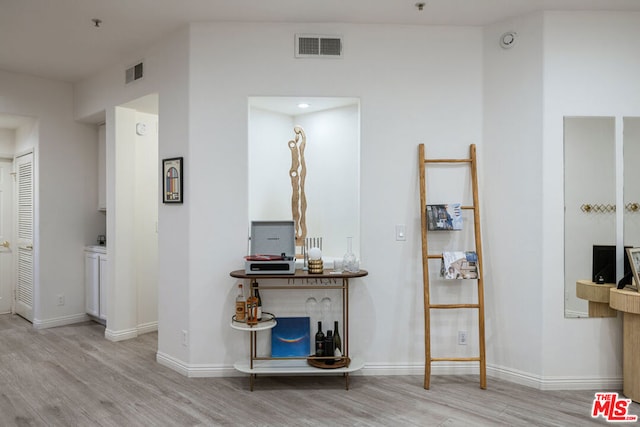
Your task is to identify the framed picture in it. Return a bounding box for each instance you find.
[162,157,183,204]
[627,247,640,292]
[271,317,310,357]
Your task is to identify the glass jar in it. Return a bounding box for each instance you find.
[342,237,358,273]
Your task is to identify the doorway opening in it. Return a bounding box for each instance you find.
[0,115,37,321]
[104,94,159,340]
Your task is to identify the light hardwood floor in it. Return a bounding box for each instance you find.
[0,314,637,426]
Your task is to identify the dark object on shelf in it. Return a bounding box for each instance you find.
[307,356,350,369]
[592,245,632,284]
[324,330,334,365]
[315,321,325,357]
[618,271,633,289]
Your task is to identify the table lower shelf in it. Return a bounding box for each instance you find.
[234,356,365,375]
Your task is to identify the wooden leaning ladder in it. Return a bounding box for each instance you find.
[418,143,486,390]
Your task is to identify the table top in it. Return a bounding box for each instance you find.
[230,269,368,279]
[610,287,640,314]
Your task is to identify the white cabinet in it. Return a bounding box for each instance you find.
[98,124,106,211]
[85,246,107,321]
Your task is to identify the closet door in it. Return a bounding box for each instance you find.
[15,152,33,322]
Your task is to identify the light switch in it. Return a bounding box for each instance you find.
[395,224,406,241]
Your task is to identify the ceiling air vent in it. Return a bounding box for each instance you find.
[295,34,343,58]
[125,62,144,84]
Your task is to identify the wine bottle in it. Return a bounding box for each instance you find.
[235,284,246,321]
[324,330,334,365]
[254,287,262,320]
[333,321,342,360]
[315,321,325,357]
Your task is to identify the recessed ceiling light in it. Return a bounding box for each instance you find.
[297,103,310,109]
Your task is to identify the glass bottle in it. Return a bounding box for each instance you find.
[246,293,258,325]
[235,284,246,321]
[343,237,358,273]
[315,321,325,357]
[324,330,334,365]
[333,321,342,360]
[254,287,262,320]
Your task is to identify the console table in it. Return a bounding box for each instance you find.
[609,288,640,402]
[229,268,368,391]
[575,280,617,317]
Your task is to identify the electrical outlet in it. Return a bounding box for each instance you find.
[57,294,65,306]
[182,330,188,347]
[458,330,468,345]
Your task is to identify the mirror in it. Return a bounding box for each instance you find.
[564,117,616,318]
[625,117,640,271]
[248,97,360,259]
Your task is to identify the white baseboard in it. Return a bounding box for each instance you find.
[487,363,622,390]
[565,309,589,318]
[156,351,239,378]
[105,327,138,342]
[137,321,158,335]
[152,356,622,391]
[105,321,159,342]
[33,313,89,329]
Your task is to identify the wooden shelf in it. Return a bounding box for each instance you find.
[230,269,367,280]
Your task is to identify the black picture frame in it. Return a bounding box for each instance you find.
[162,157,183,204]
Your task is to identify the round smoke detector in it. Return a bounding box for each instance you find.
[500,31,517,49]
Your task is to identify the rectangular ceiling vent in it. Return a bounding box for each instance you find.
[295,34,343,58]
[125,62,144,84]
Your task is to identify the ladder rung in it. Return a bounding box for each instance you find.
[425,158,472,164]
[427,253,481,260]
[431,357,482,362]
[430,303,480,309]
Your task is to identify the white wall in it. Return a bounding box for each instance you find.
[135,112,159,330]
[72,13,640,389]
[187,22,483,371]
[105,108,159,340]
[542,11,640,384]
[249,104,360,257]
[296,105,360,257]
[0,129,15,157]
[0,69,104,327]
[483,12,545,383]
[75,27,190,355]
